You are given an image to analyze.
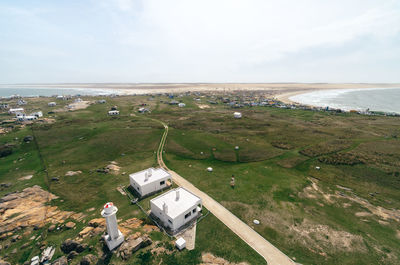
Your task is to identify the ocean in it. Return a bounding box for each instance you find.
[290,87,400,114]
[0,87,120,98]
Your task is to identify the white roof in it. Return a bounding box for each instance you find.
[9,108,24,112]
[151,187,201,219]
[130,167,170,186]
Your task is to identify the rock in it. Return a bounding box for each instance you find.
[48,224,56,232]
[80,254,98,265]
[0,183,11,188]
[0,260,11,265]
[67,251,79,260]
[118,235,152,260]
[65,222,75,229]
[23,136,34,142]
[78,226,94,238]
[76,243,87,253]
[61,239,80,254]
[88,218,105,228]
[11,234,21,242]
[11,248,17,254]
[51,256,68,265]
[20,242,30,249]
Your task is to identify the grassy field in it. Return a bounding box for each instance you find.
[0,95,266,265]
[152,97,400,264]
[1,94,400,264]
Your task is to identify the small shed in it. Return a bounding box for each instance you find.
[48,102,57,107]
[129,168,171,198]
[150,187,202,233]
[175,237,186,250]
[234,112,242,118]
[108,110,119,115]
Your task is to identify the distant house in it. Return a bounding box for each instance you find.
[178,103,186,108]
[129,168,172,198]
[24,115,37,121]
[234,112,242,118]
[48,102,57,107]
[97,99,106,104]
[150,187,202,233]
[56,95,64,100]
[17,99,27,105]
[8,108,24,114]
[0,103,9,109]
[138,108,149,113]
[108,110,119,115]
[32,111,43,118]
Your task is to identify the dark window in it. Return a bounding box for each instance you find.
[168,219,172,224]
[192,208,197,213]
[184,212,192,219]
[160,181,165,185]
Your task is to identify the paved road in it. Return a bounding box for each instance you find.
[156,121,295,265]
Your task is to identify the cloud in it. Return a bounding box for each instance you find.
[0,0,399,82]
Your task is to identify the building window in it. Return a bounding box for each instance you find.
[192,208,196,214]
[168,219,172,224]
[160,181,165,185]
[184,212,192,219]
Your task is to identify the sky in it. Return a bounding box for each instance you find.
[0,0,399,83]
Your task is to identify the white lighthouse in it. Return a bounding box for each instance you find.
[101,202,124,250]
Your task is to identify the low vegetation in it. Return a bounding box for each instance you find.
[1,93,399,264]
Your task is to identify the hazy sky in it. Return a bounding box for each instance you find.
[1,0,399,83]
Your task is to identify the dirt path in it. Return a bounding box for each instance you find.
[155,121,295,265]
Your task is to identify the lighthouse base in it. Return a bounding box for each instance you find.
[104,230,124,250]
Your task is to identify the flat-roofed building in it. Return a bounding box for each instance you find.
[150,187,202,233]
[129,168,171,198]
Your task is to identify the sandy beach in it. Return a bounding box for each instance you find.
[2,83,399,103]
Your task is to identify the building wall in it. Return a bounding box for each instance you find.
[130,176,170,197]
[150,198,202,232]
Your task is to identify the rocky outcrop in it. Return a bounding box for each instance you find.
[117,234,152,260]
[80,254,98,265]
[50,256,68,265]
[61,239,86,254]
[0,186,77,235]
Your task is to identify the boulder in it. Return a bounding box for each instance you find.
[80,254,98,265]
[67,251,79,260]
[88,218,105,228]
[65,222,75,229]
[51,256,68,265]
[0,260,11,265]
[48,224,56,232]
[118,235,152,260]
[76,243,87,253]
[60,239,80,254]
[23,136,34,142]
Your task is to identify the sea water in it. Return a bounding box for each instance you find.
[0,87,119,98]
[290,87,400,114]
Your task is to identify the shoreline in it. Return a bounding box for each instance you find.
[1,83,399,102]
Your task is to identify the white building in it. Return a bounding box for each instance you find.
[108,110,119,115]
[32,111,43,118]
[234,112,242,118]
[24,115,37,121]
[48,102,57,107]
[129,168,171,198]
[8,108,24,114]
[101,202,124,250]
[150,187,202,233]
